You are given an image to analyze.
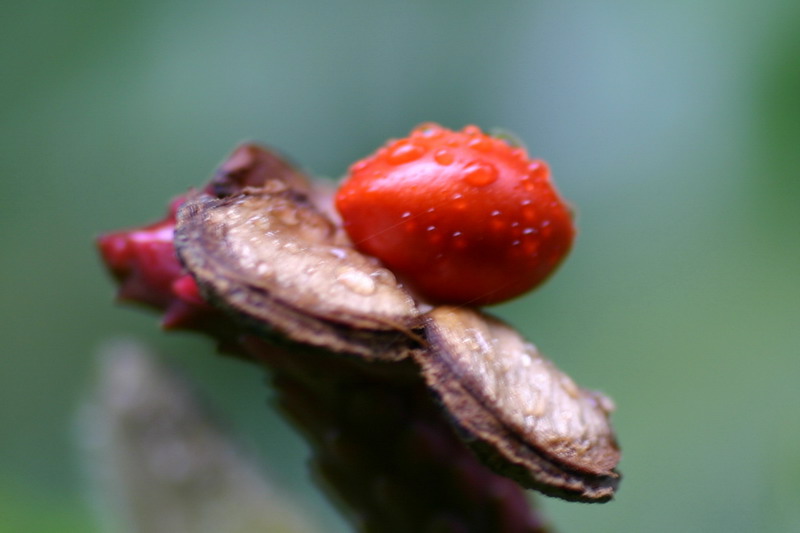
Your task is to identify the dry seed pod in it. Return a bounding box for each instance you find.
[175,190,422,361]
[207,143,312,199]
[420,306,620,502]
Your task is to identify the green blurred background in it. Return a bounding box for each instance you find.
[2,0,799,531]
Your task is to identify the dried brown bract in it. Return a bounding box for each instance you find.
[421,307,620,501]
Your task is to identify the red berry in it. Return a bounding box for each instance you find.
[335,124,575,306]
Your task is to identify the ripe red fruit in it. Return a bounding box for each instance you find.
[335,124,575,306]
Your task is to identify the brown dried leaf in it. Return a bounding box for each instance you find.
[207,143,312,198]
[419,307,620,502]
[175,189,422,361]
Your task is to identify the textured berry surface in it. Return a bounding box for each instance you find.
[335,124,576,305]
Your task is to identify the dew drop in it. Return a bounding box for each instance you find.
[597,393,617,414]
[559,374,580,399]
[510,147,527,161]
[434,149,455,165]
[370,268,397,285]
[328,247,348,259]
[462,125,481,136]
[282,242,302,254]
[452,194,468,210]
[387,143,425,165]
[255,262,273,276]
[523,239,539,256]
[413,122,442,137]
[467,137,493,152]
[275,207,300,226]
[520,177,535,192]
[350,159,370,173]
[451,231,467,249]
[463,162,498,187]
[490,218,505,232]
[523,206,537,220]
[528,160,548,180]
[335,266,377,296]
[463,336,481,352]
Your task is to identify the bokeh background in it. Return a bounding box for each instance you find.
[2,1,799,531]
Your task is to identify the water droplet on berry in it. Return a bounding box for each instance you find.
[450,192,468,210]
[463,162,498,187]
[413,122,442,137]
[387,143,425,165]
[434,149,455,165]
[452,231,468,250]
[510,147,527,161]
[335,266,377,296]
[523,240,539,256]
[350,159,369,173]
[528,160,548,180]
[518,173,537,191]
[429,233,443,246]
[523,207,536,221]
[462,125,481,136]
[467,137,493,152]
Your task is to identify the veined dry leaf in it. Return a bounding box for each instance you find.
[420,307,620,502]
[175,190,422,361]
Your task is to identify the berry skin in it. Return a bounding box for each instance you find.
[335,124,575,306]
